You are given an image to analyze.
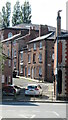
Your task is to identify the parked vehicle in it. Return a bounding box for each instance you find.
[2,85,21,96]
[25,84,43,96]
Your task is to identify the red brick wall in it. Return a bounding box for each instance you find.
[58,41,62,64]
[65,40,68,96]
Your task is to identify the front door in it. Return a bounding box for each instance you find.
[25,67,27,77]
[31,68,33,79]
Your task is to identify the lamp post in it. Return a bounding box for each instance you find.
[56,10,62,99]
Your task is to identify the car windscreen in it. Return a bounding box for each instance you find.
[28,86,37,89]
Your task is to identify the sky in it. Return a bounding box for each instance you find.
[0,0,67,29]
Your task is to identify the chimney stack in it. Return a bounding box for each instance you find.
[56,10,62,36]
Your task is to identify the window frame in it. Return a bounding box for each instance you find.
[34,43,36,50]
[39,42,42,49]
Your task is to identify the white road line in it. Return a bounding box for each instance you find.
[53,111,60,117]
[30,115,35,118]
[19,114,28,118]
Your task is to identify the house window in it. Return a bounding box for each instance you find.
[21,65,23,73]
[8,32,13,38]
[52,53,54,60]
[21,51,23,61]
[8,49,10,57]
[14,59,16,68]
[34,43,36,50]
[8,76,11,83]
[40,42,42,49]
[33,54,36,63]
[39,53,42,62]
[28,54,31,63]
[6,41,9,47]
[2,75,5,83]
[28,67,30,76]
[39,67,42,76]
[14,49,16,57]
[13,40,16,46]
[8,60,11,66]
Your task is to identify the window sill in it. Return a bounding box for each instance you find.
[20,60,23,62]
[28,74,30,77]
[28,62,31,64]
[14,56,17,58]
[28,49,31,52]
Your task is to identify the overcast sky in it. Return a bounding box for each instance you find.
[0,0,67,29]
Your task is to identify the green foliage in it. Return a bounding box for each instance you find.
[0,12,2,28]
[21,1,32,23]
[0,42,6,72]
[2,2,11,28]
[12,0,22,26]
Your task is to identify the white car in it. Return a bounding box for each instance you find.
[25,84,43,96]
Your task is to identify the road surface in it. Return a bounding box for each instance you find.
[0,102,66,118]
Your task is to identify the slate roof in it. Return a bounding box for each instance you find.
[28,32,54,44]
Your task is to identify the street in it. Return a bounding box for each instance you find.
[2,77,54,102]
[0,102,66,118]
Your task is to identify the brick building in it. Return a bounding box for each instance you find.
[54,11,68,100]
[19,31,55,82]
[1,23,57,85]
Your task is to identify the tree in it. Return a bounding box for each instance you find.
[12,0,22,26]
[2,2,11,28]
[0,42,6,72]
[2,6,6,27]
[0,12,3,28]
[6,2,11,27]
[21,0,32,23]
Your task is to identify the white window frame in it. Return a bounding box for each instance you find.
[14,59,16,68]
[2,75,5,83]
[28,54,31,63]
[39,67,42,76]
[28,67,30,75]
[13,40,16,46]
[34,43,36,50]
[20,51,23,61]
[39,53,42,62]
[14,49,16,57]
[20,65,23,73]
[40,42,42,49]
[8,32,13,38]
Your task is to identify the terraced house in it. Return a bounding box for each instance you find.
[54,11,68,100]
[1,23,55,86]
[19,32,55,82]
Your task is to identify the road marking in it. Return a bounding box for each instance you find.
[30,115,35,118]
[53,111,60,117]
[19,114,35,118]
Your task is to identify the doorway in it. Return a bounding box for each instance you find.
[57,69,62,94]
[25,67,27,77]
[31,67,33,79]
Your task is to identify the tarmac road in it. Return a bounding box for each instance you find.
[1,102,66,118]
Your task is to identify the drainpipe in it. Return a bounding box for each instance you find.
[11,40,13,85]
[56,10,62,100]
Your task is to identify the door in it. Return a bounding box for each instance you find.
[58,69,62,94]
[31,68,33,79]
[25,67,27,77]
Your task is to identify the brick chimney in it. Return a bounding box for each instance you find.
[56,10,61,36]
[39,25,48,37]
